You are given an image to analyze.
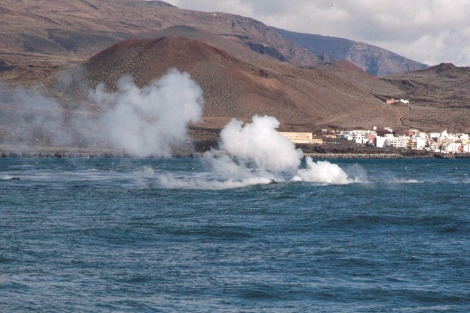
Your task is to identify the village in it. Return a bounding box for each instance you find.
[279,128,470,155]
[279,97,470,155]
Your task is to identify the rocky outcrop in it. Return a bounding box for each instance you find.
[0,59,12,72]
[247,42,287,62]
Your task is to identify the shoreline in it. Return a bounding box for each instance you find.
[303,153,470,159]
[304,153,406,159]
[1,147,469,159]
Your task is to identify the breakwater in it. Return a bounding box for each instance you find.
[0,146,466,159]
[305,153,406,159]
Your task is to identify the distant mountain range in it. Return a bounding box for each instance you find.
[272,28,428,76]
[0,0,425,75]
[0,0,469,136]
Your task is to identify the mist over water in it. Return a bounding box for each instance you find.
[218,116,303,172]
[0,69,358,187]
[0,69,204,157]
[0,85,72,147]
[88,69,204,157]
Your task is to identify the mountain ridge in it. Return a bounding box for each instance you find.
[272,27,428,76]
[0,0,426,76]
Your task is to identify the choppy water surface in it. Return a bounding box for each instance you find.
[1,158,469,312]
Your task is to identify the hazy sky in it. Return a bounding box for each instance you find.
[164,0,470,66]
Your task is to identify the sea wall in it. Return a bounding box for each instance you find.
[304,153,406,159]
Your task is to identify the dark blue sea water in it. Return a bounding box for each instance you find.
[1,157,469,312]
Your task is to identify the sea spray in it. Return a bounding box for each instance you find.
[293,158,353,184]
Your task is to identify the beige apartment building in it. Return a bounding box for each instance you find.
[278,132,323,145]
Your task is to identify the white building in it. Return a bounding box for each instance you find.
[429,142,439,152]
[339,130,377,144]
[410,137,426,150]
[441,143,461,154]
[417,132,428,140]
[375,136,388,148]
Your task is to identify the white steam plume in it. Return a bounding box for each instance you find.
[0,69,204,157]
[218,115,303,172]
[88,69,204,157]
[214,115,357,185]
[157,115,359,189]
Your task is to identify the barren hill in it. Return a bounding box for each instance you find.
[78,36,409,131]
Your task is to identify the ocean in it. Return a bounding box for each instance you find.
[1,157,469,312]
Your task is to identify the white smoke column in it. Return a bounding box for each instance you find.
[89,69,204,157]
[218,115,303,172]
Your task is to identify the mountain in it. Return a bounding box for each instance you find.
[273,28,428,76]
[77,36,408,131]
